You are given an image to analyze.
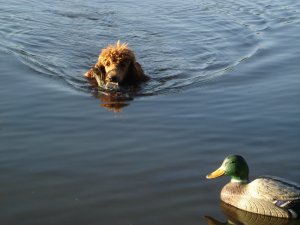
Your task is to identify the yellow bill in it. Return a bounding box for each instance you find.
[206,167,225,179]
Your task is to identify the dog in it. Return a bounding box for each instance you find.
[85,41,149,87]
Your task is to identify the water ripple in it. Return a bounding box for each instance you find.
[0,0,299,95]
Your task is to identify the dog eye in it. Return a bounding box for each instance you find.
[106,61,110,66]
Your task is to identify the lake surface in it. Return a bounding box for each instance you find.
[0,0,300,224]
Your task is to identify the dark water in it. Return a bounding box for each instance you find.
[0,0,300,224]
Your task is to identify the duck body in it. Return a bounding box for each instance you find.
[207,155,300,218]
[221,176,300,218]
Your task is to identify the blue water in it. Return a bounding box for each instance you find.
[0,0,300,224]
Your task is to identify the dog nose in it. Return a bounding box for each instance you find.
[107,75,118,83]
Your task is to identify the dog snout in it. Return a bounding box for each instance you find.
[106,74,118,83]
[106,68,124,83]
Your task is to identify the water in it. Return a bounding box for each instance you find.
[0,0,300,224]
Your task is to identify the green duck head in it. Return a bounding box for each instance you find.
[206,155,249,183]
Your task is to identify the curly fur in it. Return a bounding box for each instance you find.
[85,41,148,86]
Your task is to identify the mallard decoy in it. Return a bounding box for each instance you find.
[206,155,300,218]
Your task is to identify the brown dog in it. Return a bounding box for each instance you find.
[85,41,148,87]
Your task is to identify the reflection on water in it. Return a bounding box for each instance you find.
[87,78,140,112]
[206,202,300,225]
[0,0,263,95]
[93,91,133,112]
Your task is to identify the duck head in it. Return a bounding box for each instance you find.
[206,155,249,183]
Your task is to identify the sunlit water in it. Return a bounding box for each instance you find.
[0,0,300,224]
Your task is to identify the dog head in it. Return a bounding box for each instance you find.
[95,41,136,85]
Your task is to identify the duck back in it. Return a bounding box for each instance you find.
[220,176,300,218]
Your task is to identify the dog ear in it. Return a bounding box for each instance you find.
[84,68,94,78]
[84,68,95,78]
[128,61,148,83]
